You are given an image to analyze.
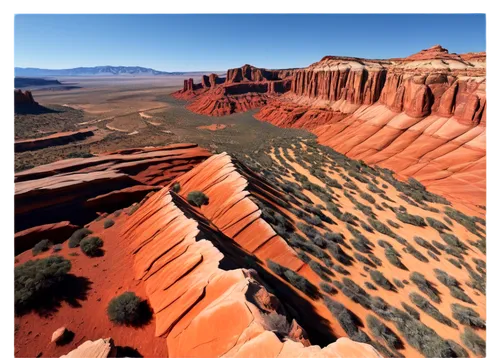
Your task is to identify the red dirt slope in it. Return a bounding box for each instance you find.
[254,46,486,206]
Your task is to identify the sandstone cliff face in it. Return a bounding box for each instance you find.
[15,89,42,113]
[120,152,382,357]
[254,46,486,205]
[172,65,296,116]
[14,143,211,234]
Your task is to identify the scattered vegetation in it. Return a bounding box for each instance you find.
[68,228,92,248]
[32,239,53,256]
[15,256,71,313]
[461,327,486,356]
[366,314,403,350]
[171,182,181,193]
[409,292,457,328]
[409,272,441,303]
[80,237,104,257]
[187,190,209,207]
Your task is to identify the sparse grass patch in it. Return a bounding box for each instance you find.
[409,292,456,328]
[32,239,52,256]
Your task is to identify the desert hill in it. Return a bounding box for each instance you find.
[173,46,486,207]
[15,138,485,357]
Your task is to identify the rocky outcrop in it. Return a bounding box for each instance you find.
[121,154,382,357]
[15,89,43,113]
[254,45,486,205]
[15,127,96,152]
[172,65,296,116]
[14,221,78,255]
[60,338,116,358]
[15,144,211,232]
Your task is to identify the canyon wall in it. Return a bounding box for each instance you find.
[255,46,486,205]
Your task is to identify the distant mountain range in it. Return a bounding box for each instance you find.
[15,66,221,77]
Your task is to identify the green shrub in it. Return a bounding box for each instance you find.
[323,296,364,339]
[354,253,376,268]
[366,314,403,349]
[409,292,457,328]
[327,242,353,266]
[52,244,62,253]
[68,228,92,248]
[80,237,104,257]
[370,270,395,291]
[360,192,376,204]
[365,282,377,290]
[387,219,401,229]
[401,302,420,320]
[404,244,429,263]
[368,218,397,238]
[394,279,404,289]
[341,278,372,309]
[451,304,485,329]
[396,212,426,227]
[263,312,291,336]
[426,217,450,232]
[107,292,149,326]
[385,247,407,270]
[414,236,440,255]
[171,182,181,193]
[461,327,486,356]
[187,191,209,207]
[434,269,458,287]
[267,259,319,299]
[320,281,337,294]
[368,253,382,267]
[103,219,115,229]
[409,272,441,303]
[15,256,71,313]
[32,239,52,256]
[309,261,332,282]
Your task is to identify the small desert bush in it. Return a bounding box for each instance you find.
[309,261,332,282]
[267,259,319,299]
[341,278,372,309]
[368,218,397,238]
[32,239,52,256]
[320,281,337,294]
[401,302,420,320]
[15,256,71,313]
[368,253,382,267]
[426,217,450,232]
[327,242,353,266]
[396,212,426,227]
[263,312,291,336]
[52,244,62,253]
[365,282,377,290]
[103,219,115,229]
[323,296,365,339]
[409,292,457,328]
[171,182,181,193]
[187,191,209,207]
[107,292,149,326]
[370,270,395,291]
[366,314,403,350]
[404,244,429,263]
[80,237,104,257]
[385,247,407,270]
[387,219,401,229]
[461,327,486,356]
[409,272,441,303]
[68,228,92,248]
[354,253,376,268]
[451,304,485,329]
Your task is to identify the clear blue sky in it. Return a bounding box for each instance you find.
[15,14,486,71]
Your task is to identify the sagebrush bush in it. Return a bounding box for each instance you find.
[401,302,420,320]
[366,314,403,349]
[409,292,457,328]
[32,239,52,256]
[396,212,426,227]
[461,327,486,356]
[426,217,450,232]
[68,228,92,248]
[263,312,291,336]
[171,182,181,193]
[107,292,149,326]
[410,272,441,303]
[80,237,104,257]
[451,304,485,329]
[187,191,209,207]
[15,256,71,313]
[370,270,395,291]
[320,281,337,294]
[103,219,115,229]
[323,296,364,339]
[385,247,407,270]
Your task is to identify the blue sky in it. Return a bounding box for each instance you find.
[15,14,486,71]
